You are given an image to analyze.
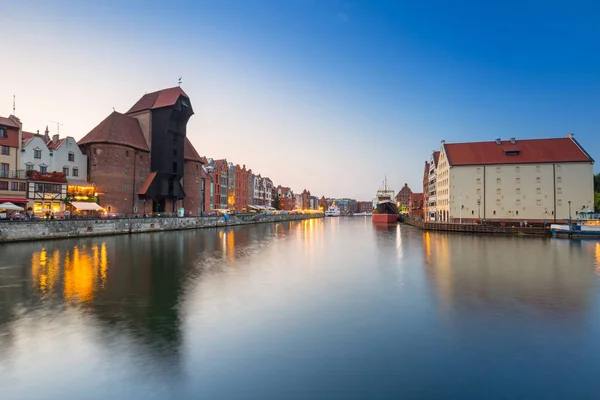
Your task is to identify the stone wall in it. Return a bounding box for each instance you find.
[0,213,324,243]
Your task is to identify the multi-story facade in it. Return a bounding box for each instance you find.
[427,151,440,221]
[408,192,424,219]
[247,170,255,207]
[396,184,412,214]
[0,116,27,209]
[277,186,295,210]
[357,201,373,213]
[436,135,594,223]
[79,86,203,215]
[422,161,430,219]
[234,164,249,212]
[264,178,273,207]
[227,162,236,210]
[182,137,205,216]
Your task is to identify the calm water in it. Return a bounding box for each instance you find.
[1,218,600,399]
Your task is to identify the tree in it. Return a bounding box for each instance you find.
[596,192,600,212]
[595,173,600,193]
[274,194,281,210]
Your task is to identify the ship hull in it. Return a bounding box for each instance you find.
[372,213,399,224]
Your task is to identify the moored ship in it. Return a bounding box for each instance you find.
[550,211,600,239]
[372,177,399,224]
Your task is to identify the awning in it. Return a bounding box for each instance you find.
[0,198,28,204]
[67,179,93,187]
[70,201,104,211]
[138,172,158,195]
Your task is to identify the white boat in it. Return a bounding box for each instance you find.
[325,205,341,217]
[550,211,600,239]
[353,212,372,216]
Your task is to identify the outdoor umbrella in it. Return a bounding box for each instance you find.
[0,202,24,211]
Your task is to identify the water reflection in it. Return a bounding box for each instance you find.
[422,233,596,318]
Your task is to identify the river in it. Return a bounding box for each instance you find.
[1,218,600,399]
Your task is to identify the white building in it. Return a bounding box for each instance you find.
[436,135,594,223]
[427,151,440,221]
[21,132,88,181]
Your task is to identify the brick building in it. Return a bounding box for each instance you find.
[182,137,205,216]
[408,192,424,219]
[0,116,28,209]
[357,201,373,213]
[79,87,203,215]
[396,183,412,214]
[234,164,249,212]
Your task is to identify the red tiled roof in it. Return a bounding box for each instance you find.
[47,138,66,150]
[126,86,189,114]
[0,125,19,147]
[138,172,158,195]
[21,131,35,146]
[184,137,203,163]
[444,137,592,166]
[0,116,19,129]
[78,111,150,151]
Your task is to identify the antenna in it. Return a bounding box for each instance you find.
[49,121,65,135]
[12,95,15,114]
[178,76,182,86]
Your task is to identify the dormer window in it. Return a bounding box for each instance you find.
[502,147,520,156]
[68,152,75,162]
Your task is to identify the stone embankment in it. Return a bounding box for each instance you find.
[0,213,324,243]
[403,218,550,237]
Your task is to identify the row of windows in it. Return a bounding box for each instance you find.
[32,149,76,161]
[475,187,562,195]
[0,181,27,191]
[476,176,562,185]
[476,165,560,174]
[25,164,79,177]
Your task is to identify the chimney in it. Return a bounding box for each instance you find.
[509,137,516,144]
[495,138,501,145]
[566,133,574,139]
[52,134,59,143]
[44,125,50,142]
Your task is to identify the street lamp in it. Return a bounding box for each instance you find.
[142,198,146,217]
[477,197,481,221]
[568,200,572,226]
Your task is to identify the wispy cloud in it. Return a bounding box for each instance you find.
[337,12,349,22]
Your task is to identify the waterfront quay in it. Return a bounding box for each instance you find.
[1,217,600,399]
[0,213,323,243]
[403,217,550,236]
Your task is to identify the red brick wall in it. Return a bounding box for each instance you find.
[183,160,203,215]
[83,144,150,215]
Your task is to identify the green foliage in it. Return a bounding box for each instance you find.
[595,191,600,212]
[274,194,281,210]
[595,173,600,193]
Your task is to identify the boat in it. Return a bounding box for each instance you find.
[550,211,600,239]
[372,176,399,224]
[353,212,372,217]
[325,204,341,217]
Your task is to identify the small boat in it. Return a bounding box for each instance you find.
[325,205,341,217]
[353,212,372,217]
[372,176,399,224]
[550,211,600,239]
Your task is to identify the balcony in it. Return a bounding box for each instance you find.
[0,170,28,179]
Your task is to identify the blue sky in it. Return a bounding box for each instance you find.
[2,0,599,200]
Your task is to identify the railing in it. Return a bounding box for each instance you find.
[0,170,28,179]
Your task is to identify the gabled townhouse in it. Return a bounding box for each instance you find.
[0,115,27,209]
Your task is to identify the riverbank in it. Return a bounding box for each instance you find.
[0,213,324,243]
[403,218,550,237]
